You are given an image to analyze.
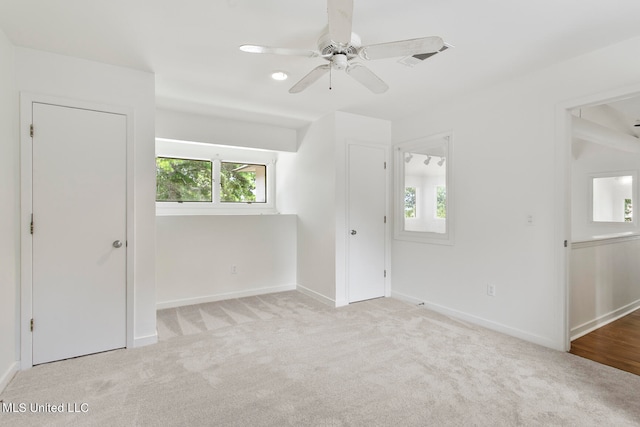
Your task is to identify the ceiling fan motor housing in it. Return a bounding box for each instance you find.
[317,28,361,59]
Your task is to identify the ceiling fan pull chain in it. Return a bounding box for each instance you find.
[329,65,332,90]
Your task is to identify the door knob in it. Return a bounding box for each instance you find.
[112,240,123,248]
[350,230,357,235]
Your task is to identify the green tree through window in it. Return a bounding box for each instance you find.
[220,162,266,203]
[156,157,212,202]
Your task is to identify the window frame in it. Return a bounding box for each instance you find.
[155,138,277,216]
[219,161,267,204]
[394,132,454,245]
[588,170,637,226]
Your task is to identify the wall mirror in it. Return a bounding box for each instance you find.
[590,171,636,224]
[395,133,453,244]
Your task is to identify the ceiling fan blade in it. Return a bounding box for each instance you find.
[358,36,444,60]
[345,63,389,94]
[289,64,331,93]
[327,0,353,46]
[239,44,319,58]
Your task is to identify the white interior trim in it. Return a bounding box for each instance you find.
[572,233,640,248]
[571,298,640,341]
[133,333,158,348]
[19,92,135,369]
[297,284,337,307]
[0,361,19,394]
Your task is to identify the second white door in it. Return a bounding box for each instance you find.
[347,143,387,303]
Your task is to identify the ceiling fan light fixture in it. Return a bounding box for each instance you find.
[239,44,262,53]
[271,71,288,81]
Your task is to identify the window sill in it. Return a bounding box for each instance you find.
[156,203,280,216]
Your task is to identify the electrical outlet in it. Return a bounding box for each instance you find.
[487,284,496,297]
[231,265,237,274]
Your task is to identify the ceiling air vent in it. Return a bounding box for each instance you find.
[398,44,450,67]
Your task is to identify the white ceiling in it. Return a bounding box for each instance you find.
[2,0,640,128]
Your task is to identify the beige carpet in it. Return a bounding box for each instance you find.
[1,291,640,426]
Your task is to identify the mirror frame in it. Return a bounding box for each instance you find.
[394,132,454,245]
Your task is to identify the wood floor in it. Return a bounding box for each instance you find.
[570,309,640,376]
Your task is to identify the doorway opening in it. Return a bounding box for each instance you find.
[563,90,640,375]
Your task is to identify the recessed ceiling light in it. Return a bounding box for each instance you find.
[271,71,288,81]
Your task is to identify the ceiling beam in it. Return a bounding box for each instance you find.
[573,116,640,153]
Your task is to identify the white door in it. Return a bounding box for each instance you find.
[348,144,387,302]
[32,102,127,365]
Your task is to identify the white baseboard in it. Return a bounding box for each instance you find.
[570,298,640,341]
[0,361,19,394]
[392,290,559,350]
[391,291,424,306]
[156,284,297,310]
[296,285,336,307]
[133,333,158,348]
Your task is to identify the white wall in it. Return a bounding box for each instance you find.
[295,114,337,303]
[275,151,298,215]
[572,137,640,240]
[15,48,157,346]
[156,108,298,152]
[156,215,296,308]
[392,36,640,350]
[0,27,19,392]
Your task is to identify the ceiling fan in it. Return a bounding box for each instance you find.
[239,0,444,94]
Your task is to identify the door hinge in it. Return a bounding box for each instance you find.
[384,270,387,278]
[564,240,568,248]
[30,124,34,138]
[30,318,34,332]
[384,215,387,223]
[384,161,387,169]
[30,214,34,235]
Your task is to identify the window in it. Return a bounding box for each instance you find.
[590,171,637,225]
[395,133,453,244]
[220,162,266,203]
[156,157,212,202]
[155,139,276,215]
